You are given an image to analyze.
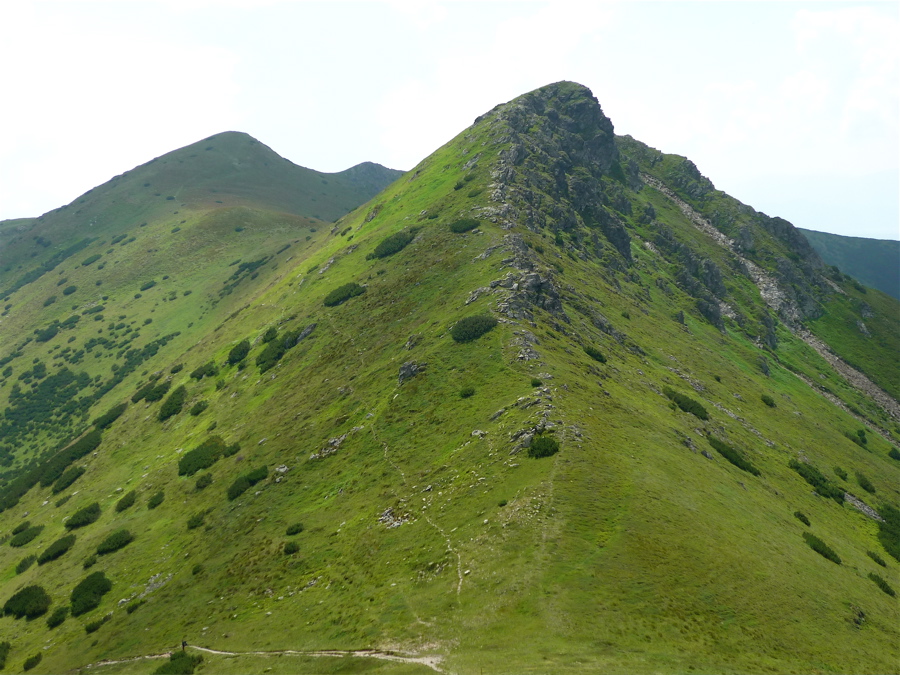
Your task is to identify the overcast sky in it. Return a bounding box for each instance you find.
[1,0,897,240]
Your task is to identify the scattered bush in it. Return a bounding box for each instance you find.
[153,651,203,675]
[227,340,250,365]
[227,466,268,501]
[856,471,876,494]
[43,295,57,306]
[178,435,228,476]
[869,572,896,597]
[793,511,810,526]
[662,387,709,420]
[70,571,112,615]
[82,554,97,569]
[834,466,848,481]
[323,282,366,307]
[761,394,776,407]
[889,448,900,461]
[158,385,187,421]
[23,653,42,671]
[286,523,304,536]
[96,529,133,555]
[139,280,157,291]
[16,555,36,574]
[115,490,137,512]
[195,473,213,490]
[93,402,127,429]
[189,400,209,416]
[450,315,497,343]
[37,534,76,565]
[170,363,184,374]
[877,503,900,563]
[707,437,761,476]
[802,532,841,564]
[261,327,278,343]
[65,502,101,530]
[147,491,164,509]
[187,512,205,530]
[192,564,203,575]
[9,525,44,547]
[190,362,218,380]
[788,460,845,504]
[3,585,51,619]
[284,541,299,554]
[531,378,543,387]
[62,285,77,295]
[367,228,420,260]
[449,218,479,233]
[584,346,606,363]
[867,550,887,567]
[459,387,475,399]
[52,465,86,494]
[46,605,69,628]
[528,435,560,459]
[85,613,111,633]
[143,380,172,403]
[12,521,30,535]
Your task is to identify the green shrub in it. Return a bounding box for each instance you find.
[856,471,876,494]
[889,448,900,461]
[52,465,86,494]
[195,473,213,490]
[82,554,97,569]
[802,532,841,564]
[788,460,845,503]
[126,599,145,614]
[227,340,250,365]
[170,363,184,374]
[131,379,159,403]
[37,534,76,565]
[323,282,366,307]
[44,295,57,306]
[15,555,36,574]
[55,495,71,507]
[3,585,51,619]
[793,511,810,526]
[528,435,560,459]
[834,466,848,481]
[70,571,112,615]
[227,466,268,501]
[584,346,606,363]
[367,228,420,259]
[158,385,187,421]
[46,605,69,628]
[147,491,164,510]
[286,523,304,536]
[0,642,8,670]
[190,362,218,380]
[662,387,709,420]
[153,651,203,675]
[192,564,203,575]
[65,502,100,530]
[876,503,900,563]
[23,653,42,671]
[11,521,30,535]
[93,402,127,429]
[867,550,887,567]
[707,437,761,476]
[115,490,137,512]
[85,613,111,633]
[449,218,479,233]
[187,512,205,530]
[9,525,44,547]
[530,378,543,387]
[261,327,278,343]
[459,387,475,399]
[96,529,133,555]
[63,285,77,295]
[761,394,776,407]
[284,541,300,555]
[178,435,228,476]
[451,315,497,343]
[869,572,896,597]
[143,380,172,402]
[189,400,209,416]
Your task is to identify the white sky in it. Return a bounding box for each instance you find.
[1,0,897,240]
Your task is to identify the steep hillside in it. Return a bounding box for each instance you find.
[0,82,897,675]
[800,228,900,300]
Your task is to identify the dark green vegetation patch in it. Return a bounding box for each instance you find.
[663,387,709,420]
[23,653,42,671]
[451,315,497,343]
[227,339,250,365]
[584,345,607,363]
[788,460,844,504]
[802,532,841,564]
[877,504,900,563]
[448,218,480,233]
[528,435,560,459]
[66,502,101,529]
[153,651,203,675]
[3,585,51,619]
[46,605,69,629]
[96,529,134,555]
[158,385,188,421]
[9,524,44,547]
[227,465,268,501]
[37,534,76,565]
[115,490,137,512]
[178,435,235,476]
[323,282,366,307]
[147,491,165,509]
[93,402,127,429]
[869,572,896,597]
[366,227,419,259]
[71,571,112,615]
[15,555,36,574]
[707,437,761,476]
[0,641,9,670]
[793,511,810,526]
[52,465,86,494]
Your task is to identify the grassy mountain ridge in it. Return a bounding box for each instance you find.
[0,82,898,674]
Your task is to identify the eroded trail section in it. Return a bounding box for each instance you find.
[643,174,900,423]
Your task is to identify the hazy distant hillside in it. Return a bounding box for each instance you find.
[0,83,896,675]
[800,228,899,300]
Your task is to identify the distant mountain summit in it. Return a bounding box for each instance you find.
[800,228,900,300]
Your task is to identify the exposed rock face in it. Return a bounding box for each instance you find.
[398,361,426,385]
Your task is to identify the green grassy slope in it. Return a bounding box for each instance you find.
[801,228,900,301]
[0,82,897,675]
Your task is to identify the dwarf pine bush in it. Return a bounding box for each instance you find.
[9,525,44,547]
[158,385,187,421]
[178,436,228,476]
[803,532,841,564]
[52,465,86,494]
[227,466,268,501]
[37,534,76,565]
[115,490,137,512]
[286,523,304,535]
[793,511,810,526]
[147,491,164,510]
[451,315,497,343]
[449,218,479,233]
[367,228,419,259]
[788,460,845,504]
[323,282,365,307]
[662,387,709,420]
[528,435,560,459]
[869,573,895,597]
[46,605,69,629]
[15,555,36,574]
[93,402,127,429]
[3,585,51,619]
[584,346,606,363]
[96,529,133,555]
[707,437,761,476]
[71,571,112,615]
